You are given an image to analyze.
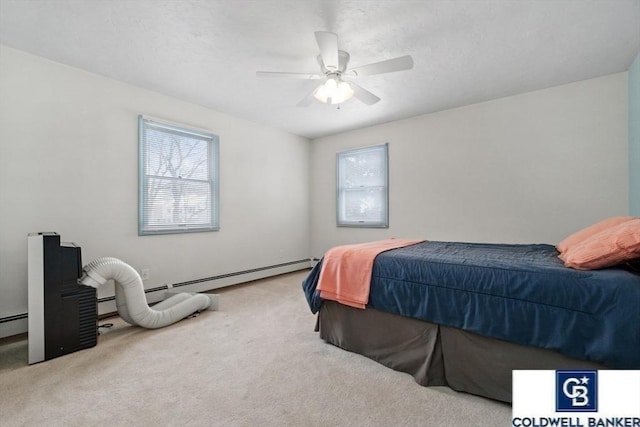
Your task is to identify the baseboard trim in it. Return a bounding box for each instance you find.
[0,313,27,324]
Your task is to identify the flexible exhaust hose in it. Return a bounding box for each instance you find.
[80,257,211,329]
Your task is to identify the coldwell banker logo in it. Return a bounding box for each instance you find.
[512,370,640,427]
[556,370,598,412]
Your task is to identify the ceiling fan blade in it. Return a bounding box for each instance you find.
[256,71,324,80]
[350,82,380,105]
[347,55,414,77]
[314,31,339,71]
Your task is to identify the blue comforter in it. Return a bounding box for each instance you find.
[302,241,640,368]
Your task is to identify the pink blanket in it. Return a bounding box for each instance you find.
[317,238,423,309]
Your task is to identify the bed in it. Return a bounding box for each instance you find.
[302,240,640,403]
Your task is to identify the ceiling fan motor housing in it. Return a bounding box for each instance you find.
[318,50,350,74]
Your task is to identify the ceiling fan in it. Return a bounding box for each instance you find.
[256,31,414,107]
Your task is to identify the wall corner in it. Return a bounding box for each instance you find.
[629,53,640,216]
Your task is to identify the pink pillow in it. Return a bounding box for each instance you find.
[560,218,640,270]
[556,216,634,253]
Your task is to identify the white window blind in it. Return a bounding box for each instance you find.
[336,143,389,227]
[139,116,219,235]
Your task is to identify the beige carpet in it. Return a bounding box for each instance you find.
[0,271,510,426]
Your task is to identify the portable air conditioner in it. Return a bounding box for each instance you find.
[27,232,97,364]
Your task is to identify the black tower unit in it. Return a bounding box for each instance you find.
[28,233,97,364]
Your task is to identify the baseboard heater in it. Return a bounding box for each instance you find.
[27,233,97,364]
[8,249,310,349]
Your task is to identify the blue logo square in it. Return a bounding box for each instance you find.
[556,370,598,412]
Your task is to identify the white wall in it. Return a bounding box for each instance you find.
[310,73,629,257]
[0,46,310,337]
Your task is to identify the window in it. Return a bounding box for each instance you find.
[139,116,219,235]
[336,143,388,227]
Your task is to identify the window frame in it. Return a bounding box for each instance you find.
[138,115,219,236]
[336,143,389,228]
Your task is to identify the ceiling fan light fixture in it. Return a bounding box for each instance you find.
[314,77,354,104]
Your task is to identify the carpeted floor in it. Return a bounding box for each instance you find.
[0,270,511,426]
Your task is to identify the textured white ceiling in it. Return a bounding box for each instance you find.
[1,0,639,139]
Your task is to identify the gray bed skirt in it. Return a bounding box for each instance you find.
[317,301,604,403]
